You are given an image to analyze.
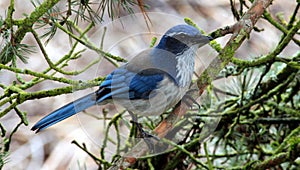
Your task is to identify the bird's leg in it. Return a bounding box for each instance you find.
[182,94,201,109]
[128,111,159,152]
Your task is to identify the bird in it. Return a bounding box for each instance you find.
[31,24,212,133]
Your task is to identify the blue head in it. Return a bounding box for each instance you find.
[156,24,212,55]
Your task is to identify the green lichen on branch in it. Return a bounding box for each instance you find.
[0,0,61,64]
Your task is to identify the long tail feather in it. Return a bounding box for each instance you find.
[31,93,97,133]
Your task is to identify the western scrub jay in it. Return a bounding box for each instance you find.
[31,24,212,133]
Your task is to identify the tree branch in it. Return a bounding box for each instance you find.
[0,0,60,64]
[108,0,273,169]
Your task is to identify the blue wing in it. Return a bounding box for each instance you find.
[32,67,165,132]
[96,68,165,102]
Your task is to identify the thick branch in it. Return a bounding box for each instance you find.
[198,0,273,89]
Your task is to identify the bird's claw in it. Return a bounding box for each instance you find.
[182,94,201,109]
[130,120,160,152]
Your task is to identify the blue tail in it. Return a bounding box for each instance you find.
[31,93,97,133]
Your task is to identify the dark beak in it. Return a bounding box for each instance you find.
[207,36,214,41]
[193,35,213,45]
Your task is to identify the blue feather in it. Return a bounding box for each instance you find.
[129,73,164,99]
[32,69,165,132]
[31,93,96,132]
[99,68,165,100]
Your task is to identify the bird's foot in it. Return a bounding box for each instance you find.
[182,94,201,109]
[130,120,160,152]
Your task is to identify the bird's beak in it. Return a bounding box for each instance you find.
[193,35,213,48]
[207,36,214,41]
[192,35,212,45]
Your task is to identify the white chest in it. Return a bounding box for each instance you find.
[175,47,197,87]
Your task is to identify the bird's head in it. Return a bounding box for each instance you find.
[156,24,212,55]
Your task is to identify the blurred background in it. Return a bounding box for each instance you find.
[0,0,298,169]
